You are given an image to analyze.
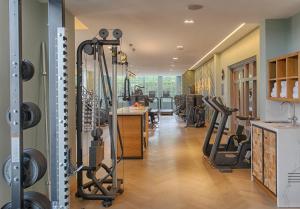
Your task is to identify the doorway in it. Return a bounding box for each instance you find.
[230,57,257,131]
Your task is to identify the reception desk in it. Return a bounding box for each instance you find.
[117,107,149,159]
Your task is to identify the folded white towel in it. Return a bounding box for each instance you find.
[295,81,298,87]
[280,88,287,97]
[293,93,299,99]
[271,92,277,97]
[293,87,298,93]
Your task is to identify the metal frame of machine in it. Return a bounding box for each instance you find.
[75,29,124,207]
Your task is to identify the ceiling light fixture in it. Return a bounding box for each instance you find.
[176,45,184,50]
[189,23,246,70]
[184,19,194,24]
[172,57,179,60]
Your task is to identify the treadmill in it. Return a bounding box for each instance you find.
[202,96,236,157]
[208,97,251,171]
[160,91,174,115]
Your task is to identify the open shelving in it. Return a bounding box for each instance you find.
[268,52,300,102]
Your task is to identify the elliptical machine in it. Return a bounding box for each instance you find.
[208,97,251,172]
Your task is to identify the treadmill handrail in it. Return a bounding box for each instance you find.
[211,97,238,115]
[210,97,223,113]
[203,97,219,112]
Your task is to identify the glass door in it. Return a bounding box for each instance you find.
[231,60,257,131]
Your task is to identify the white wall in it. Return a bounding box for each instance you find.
[0,0,49,205]
[191,28,260,129]
[218,28,260,112]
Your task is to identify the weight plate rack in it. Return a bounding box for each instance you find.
[48,0,71,208]
[56,27,70,208]
[3,0,50,208]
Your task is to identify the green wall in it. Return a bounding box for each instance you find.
[0,1,75,206]
[260,11,300,121]
[0,0,11,204]
[0,0,48,204]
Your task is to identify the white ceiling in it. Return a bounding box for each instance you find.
[65,0,300,75]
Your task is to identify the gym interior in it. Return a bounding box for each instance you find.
[1,0,300,208]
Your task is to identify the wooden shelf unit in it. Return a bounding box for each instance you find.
[268,52,300,102]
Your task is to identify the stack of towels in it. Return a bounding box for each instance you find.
[280,81,287,98]
[293,81,299,99]
[271,82,277,97]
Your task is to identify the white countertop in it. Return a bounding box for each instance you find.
[251,120,300,132]
[117,106,149,116]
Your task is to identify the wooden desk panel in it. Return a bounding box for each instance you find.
[117,115,144,159]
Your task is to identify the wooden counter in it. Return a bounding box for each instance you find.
[117,107,149,159]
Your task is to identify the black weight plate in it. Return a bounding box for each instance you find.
[24,192,51,209]
[3,148,47,188]
[1,192,51,209]
[22,60,35,81]
[22,102,42,129]
[6,103,41,130]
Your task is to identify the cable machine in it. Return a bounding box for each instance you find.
[76,28,124,207]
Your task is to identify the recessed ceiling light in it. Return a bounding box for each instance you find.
[188,4,203,11]
[184,19,194,24]
[176,45,184,50]
[172,57,179,60]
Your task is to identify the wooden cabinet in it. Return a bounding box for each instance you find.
[263,130,277,194]
[252,126,277,195]
[252,126,263,182]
